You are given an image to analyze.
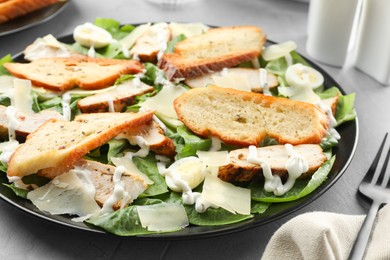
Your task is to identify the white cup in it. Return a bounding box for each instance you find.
[306,0,359,67]
[354,0,390,85]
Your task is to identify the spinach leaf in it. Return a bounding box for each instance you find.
[86,205,156,236]
[3,183,28,199]
[166,192,253,226]
[132,155,169,197]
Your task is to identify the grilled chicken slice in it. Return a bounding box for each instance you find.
[130,22,172,62]
[218,144,327,182]
[118,121,176,158]
[73,159,147,209]
[321,95,339,116]
[0,105,63,140]
[77,79,154,113]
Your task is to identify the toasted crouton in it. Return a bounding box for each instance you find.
[174,86,329,146]
[7,111,154,178]
[3,57,144,92]
[158,26,266,80]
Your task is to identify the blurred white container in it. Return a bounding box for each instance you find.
[354,0,390,85]
[306,0,359,67]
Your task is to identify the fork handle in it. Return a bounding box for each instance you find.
[348,201,381,260]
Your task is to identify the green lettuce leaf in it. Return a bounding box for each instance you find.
[251,201,271,214]
[86,205,156,236]
[250,156,335,202]
[3,184,28,199]
[166,34,186,53]
[317,86,356,126]
[87,139,129,164]
[335,93,356,126]
[0,96,10,107]
[174,125,211,160]
[166,192,253,226]
[265,51,310,76]
[87,198,186,236]
[132,155,169,197]
[94,17,135,40]
[0,54,12,76]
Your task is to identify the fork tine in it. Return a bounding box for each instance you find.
[364,132,388,183]
[378,143,390,187]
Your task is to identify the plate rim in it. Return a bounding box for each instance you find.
[0,29,359,240]
[0,0,70,37]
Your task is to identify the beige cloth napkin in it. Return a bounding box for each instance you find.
[262,204,390,260]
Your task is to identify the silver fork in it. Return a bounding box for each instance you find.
[349,133,390,260]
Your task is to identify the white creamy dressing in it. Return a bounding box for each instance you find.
[247,144,308,196]
[220,68,229,77]
[132,53,140,61]
[121,43,130,58]
[259,68,271,96]
[317,101,341,141]
[0,139,19,165]
[0,106,20,164]
[61,92,72,121]
[5,106,19,141]
[125,136,150,159]
[157,159,215,213]
[132,74,143,88]
[87,45,96,58]
[154,68,171,86]
[6,175,28,189]
[100,166,130,214]
[154,23,169,61]
[98,93,115,112]
[107,98,115,112]
[0,79,36,171]
[152,114,167,133]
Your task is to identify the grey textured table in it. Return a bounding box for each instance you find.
[0,0,388,259]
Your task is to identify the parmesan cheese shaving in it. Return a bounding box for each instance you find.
[201,173,251,215]
[27,171,100,219]
[137,203,189,232]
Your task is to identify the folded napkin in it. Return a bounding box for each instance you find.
[262,204,390,260]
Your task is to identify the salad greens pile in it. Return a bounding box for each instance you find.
[0,18,356,236]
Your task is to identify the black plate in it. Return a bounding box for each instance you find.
[0,33,358,239]
[0,1,69,37]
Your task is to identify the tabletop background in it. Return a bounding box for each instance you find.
[0,0,389,259]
